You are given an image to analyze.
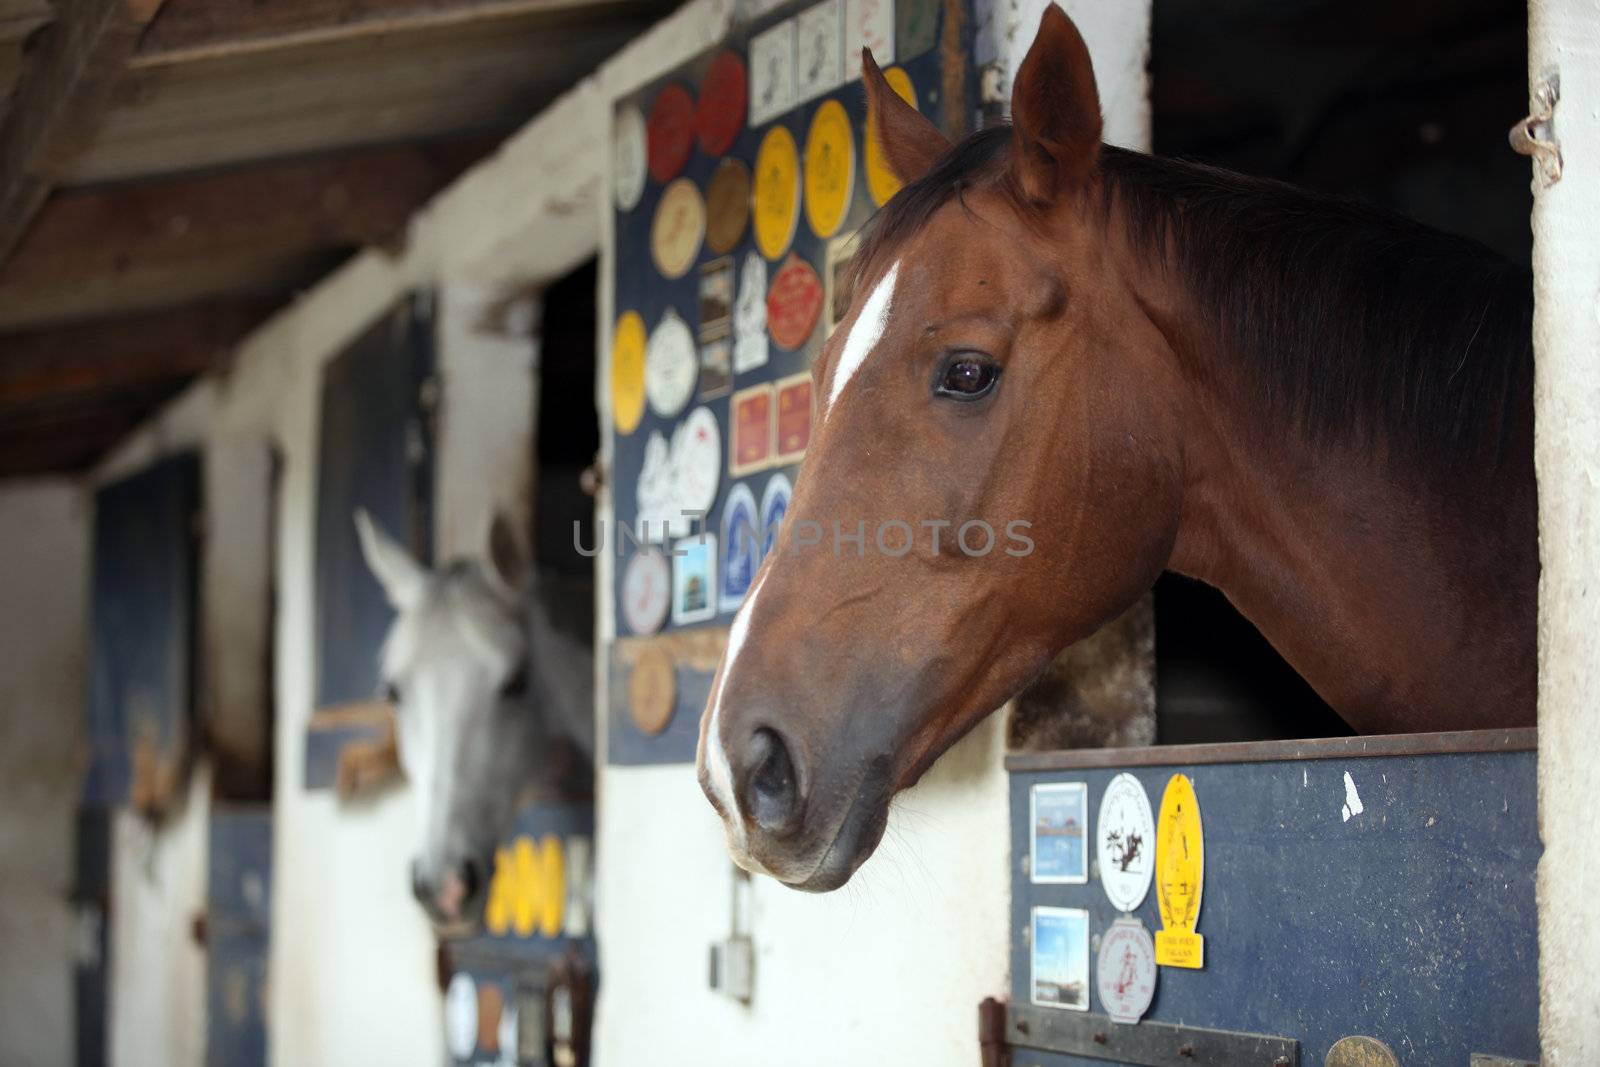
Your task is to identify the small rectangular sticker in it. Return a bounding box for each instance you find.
[671,534,718,626]
[773,372,814,465]
[796,0,844,103]
[1030,781,1088,884]
[699,256,734,336]
[844,0,894,81]
[750,20,798,126]
[698,328,732,400]
[1031,906,1089,1011]
[730,383,776,477]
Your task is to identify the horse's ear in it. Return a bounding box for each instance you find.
[863,48,950,187]
[1009,4,1103,202]
[354,508,427,610]
[485,510,529,599]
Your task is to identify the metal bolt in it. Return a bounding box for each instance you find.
[1015,1019,1029,1035]
[1093,1032,1108,1045]
[1273,1058,1292,1067]
[1178,1045,1195,1059]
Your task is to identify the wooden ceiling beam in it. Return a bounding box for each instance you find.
[137,0,656,64]
[0,299,273,408]
[0,0,170,262]
[0,135,494,331]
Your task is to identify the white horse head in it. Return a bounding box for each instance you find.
[356,509,593,929]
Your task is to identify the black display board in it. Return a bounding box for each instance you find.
[606,0,975,764]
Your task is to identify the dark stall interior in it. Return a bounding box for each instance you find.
[1149,0,1530,743]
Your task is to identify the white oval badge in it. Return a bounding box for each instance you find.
[444,972,478,1061]
[613,105,647,212]
[645,309,697,418]
[1095,917,1157,1025]
[669,406,722,535]
[1096,772,1155,913]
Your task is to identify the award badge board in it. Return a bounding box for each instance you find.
[605,0,976,765]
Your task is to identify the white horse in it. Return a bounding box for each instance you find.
[356,509,593,928]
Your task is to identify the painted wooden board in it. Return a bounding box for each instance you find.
[312,294,435,715]
[86,452,200,813]
[1006,734,1539,1065]
[206,805,272,1067]
[440,801,598,1066]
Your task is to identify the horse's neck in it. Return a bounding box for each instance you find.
[526,589,597,758]
[1151,296,1536,733]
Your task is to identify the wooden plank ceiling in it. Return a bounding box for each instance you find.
[0,0,673,477]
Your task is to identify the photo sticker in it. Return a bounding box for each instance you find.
[671,535,717,626]
[699,256,734,335]
[698,328,732,400]
[1031,906,1090,1012]
[1030,781,1088,884]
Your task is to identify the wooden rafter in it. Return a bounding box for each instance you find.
[138,0,660,63]
[0,135,495,331]
[0,0,170,261]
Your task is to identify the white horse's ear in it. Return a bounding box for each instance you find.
[484,510,528,600]
[355,508,427,610]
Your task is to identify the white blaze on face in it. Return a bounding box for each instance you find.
[826,261,901,415]
[704,568,770,844]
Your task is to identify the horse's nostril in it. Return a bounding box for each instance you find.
[459,859,481,903]
[744,727,801,834]
[410,862,429,905]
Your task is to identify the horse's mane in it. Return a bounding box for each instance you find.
[851,125,1533,475]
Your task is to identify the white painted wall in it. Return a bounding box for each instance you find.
[79,1,1153,1063]
[88,66,598,1065]
[108,767,211,1067]
[1530,0,1600,1061]
[0,481,89,1066]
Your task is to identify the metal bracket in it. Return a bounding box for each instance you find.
[1006,1004,1298,1067]
[1509,72,1562,189]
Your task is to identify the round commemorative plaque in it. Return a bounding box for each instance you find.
[645,309,697,418]
[1096,772,1156,913]
[696,50,747,157]
[628,645,677,735]
[766,255,824,351]
[650,177,705,280]
[444,973,479,1061]
[613,104,647,212]
[804,98,855,239]
[670,406,722,523]
[753,125,801,260]
[646,83,695,183]
[610,310,647,435]
[621,548,671,636]
[705,158,752,255]
[1095,918,1157,1025]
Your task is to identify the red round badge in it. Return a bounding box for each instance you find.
[647,83,695,184]
[766,255,824,351]
[696,50,747,158]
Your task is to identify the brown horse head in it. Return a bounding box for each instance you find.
[696,8,1184,891]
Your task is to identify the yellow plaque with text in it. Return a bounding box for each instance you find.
[1154,772,1205,968]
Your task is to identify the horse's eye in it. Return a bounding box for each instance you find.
[500,664,529,699]
[382,682,401,705]
[934,356,1000,401]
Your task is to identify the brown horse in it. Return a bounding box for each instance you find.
[696,6,1535,892]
